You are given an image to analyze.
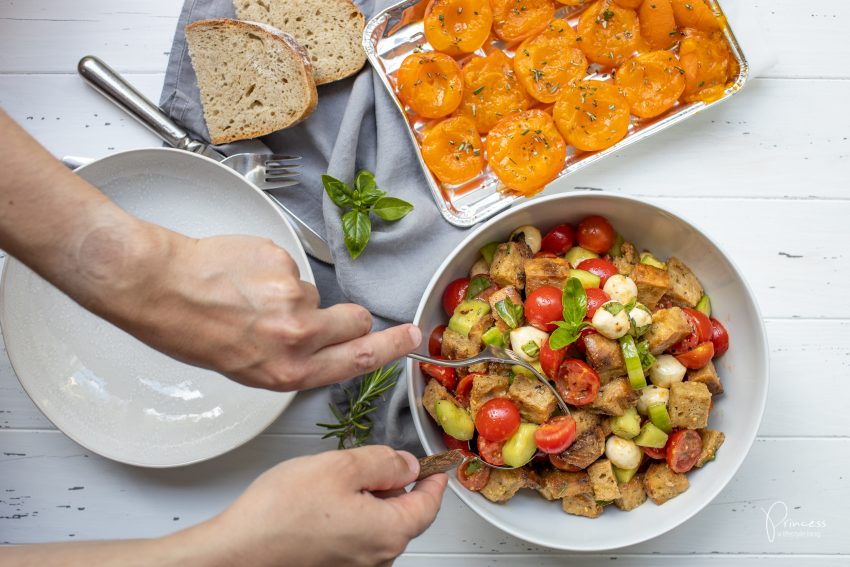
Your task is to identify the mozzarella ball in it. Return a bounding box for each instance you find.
[628,303,653,336]
[509,225,543,255]
[469,257,489,277]
[636,385,670,415]
[591,301,631,339]
[509,325,550,362]
[649,354,687,388]
[603,274,638,305]
[605,436,642,470]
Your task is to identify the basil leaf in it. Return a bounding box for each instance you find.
[636,340,656,372]
[322,175,355,208]
[603,301,624,316]
[342,210,371,260]
[465,276,491,300]
[521,340,540,359]
[549,326,582,350]
[495,297,524,329]
[465,459,483,475]
[355,170,385,205]
[372,196,414,221]
[561,277,588,327]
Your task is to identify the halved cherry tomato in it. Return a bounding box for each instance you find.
[576,0,643,67]
[577,258,618,287]
[485,109,567,195]
[709,318,729,357]
[674,341,714,369]
[442,277,470,316]
[555,358,601,405]
[683,307,712,342]
[576,215,616,254]
[644,445,667,460]
[422,116,485,185]
[424,0,493,55]
[475,398,521,442]
[420,359,458,390]
[679,28,734,103]
[671,0,721,31]
[535,251,558,259]
[525,285,564,332]
[553,81,631,152]
[585,287,611,319]
[429,324,447,356]
[514,19,587,104]
[396,52,463,118]
[443,431,471,452]
[455,51,533,134]
[477,435,506,466]
[455,374,477,407]
[639,0,677,50]
[541,223,575,255]
[549,453,582,471]
[666,429,703,473]
[534,415,577,454]
[457,459,491,491]
[575,326,598,355]
[490,0,555,42]
[540,337,567,380]
[616,50,686,118]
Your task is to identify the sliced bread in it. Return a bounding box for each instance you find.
[233,0,366,85]
[184,18,318,145]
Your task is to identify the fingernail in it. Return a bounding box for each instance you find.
[407,325,422,347]
[400,451,419,475]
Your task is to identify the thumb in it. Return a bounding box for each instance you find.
[383,473,448,538]
[341,445,420,492]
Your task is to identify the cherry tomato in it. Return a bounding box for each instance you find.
[674,341,715,370]
[575,326,598,356]
[442,431,470,452]
[525,285,564,332]
[419,359,457,390]
[549,453,581,471]
[455,373,477,407]
[428,324,447,356]
[442,277,470,316]
[666,429,703,473]
[539,337,567,380]
[477,436,505,466]
[534,251,558,259]
[644,445,667,460]
[683,307,712,342]
[555,359,601,406]
[576,215,616,254]
[710,318,730,357]
[475,398,521,442]
[577,258,619,287]
[534,415,577,454]
[457,459,491,491]
[541,223,575,255]
[584,287,611,319]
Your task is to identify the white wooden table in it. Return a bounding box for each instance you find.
[2,1,849,564]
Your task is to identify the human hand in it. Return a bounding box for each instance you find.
[194,446,447,567]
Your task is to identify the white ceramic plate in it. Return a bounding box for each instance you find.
[0,148,313,467]
[408,192,769,551]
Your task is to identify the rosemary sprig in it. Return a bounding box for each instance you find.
[317,364,401,449]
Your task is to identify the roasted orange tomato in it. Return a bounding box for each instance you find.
[396,52,464,118]
[553,80,630,151]
[639,0,678,50]
[613,0,642,8]
[421,116,485,184]
[615,50,685,118]
[678,28,733,102]
[577,0,643,66]
[491,0,556,42]
[485,110,567,195]
[555,0,589,5]
[455,51,533,133]
[514,19,588,103]
[671,0,721,31]
[423,0,493,55]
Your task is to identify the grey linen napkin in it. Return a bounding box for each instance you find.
[160,0,468,451]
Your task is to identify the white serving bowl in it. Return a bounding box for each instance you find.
[407,191,769,551]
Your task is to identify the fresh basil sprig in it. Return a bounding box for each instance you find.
[322,170,413,259]
[465,276,492,300]
[495,297,524,329]
[548,277,591,350]
[636,339,656,372]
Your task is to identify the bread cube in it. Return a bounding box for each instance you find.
[587,459,622,502]
[523,256,571,295]
[488,285,524,331]
[490,241,532,290]
[422,379,458,422]
[583,333,627,383]
[589,377,639,417]
[668,381,712,429]
[665,257,704,308]
[481,468,538,503]
[557,427,606,470]
[562,493,603,518]
[508,373,557,424]
[614,474,648,511]
[537,470,591,500]
[687,360,724,395]
[611,241,638,277]
[643,463,689,505]
[632,263,671,310]
[468,373,509,419]
[646,307,691,355]
[695,429,726,468]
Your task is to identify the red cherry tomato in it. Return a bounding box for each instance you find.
[576,215,615,254]
[455,373,477,407]
[457,459,491,491]
[475,398,521,442]
[477,436,505,466]
[525,285,564,332]
[709,318,729,357]
[575,326,598,356]
[549,453,581,471]
[584,287,611,319]
[419,359,457,390]
[534,416,577,454]
[644,445,667,460]
[674,341,715,370]
[555,359,601,406]
[442,431,470,452]
[442,277,470,317]
[534,251,558,259]
[541,223,575,255]
[539,338,567,380]
[666,429,703,473]
[428,324,447,356]
[683,307,712,342]
[577,258,619,287]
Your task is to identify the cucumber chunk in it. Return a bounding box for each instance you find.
[565,246,599,268]
[569,268,601,289]
[648,403,673,434]
[640,252,667,270]
[696,294,712,317]
[480,242,501,265]
[502,423,539,468]
[448,299,491,337]
[609,407,641,439]
[434,400,474,441]
[482,326,507,347]
[613,465,639,484]
[634,422,669,449]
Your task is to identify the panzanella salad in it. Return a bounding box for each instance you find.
[420,215,729,517]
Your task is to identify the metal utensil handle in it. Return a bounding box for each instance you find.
[264,194,335,266]
[77,56,192,150]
